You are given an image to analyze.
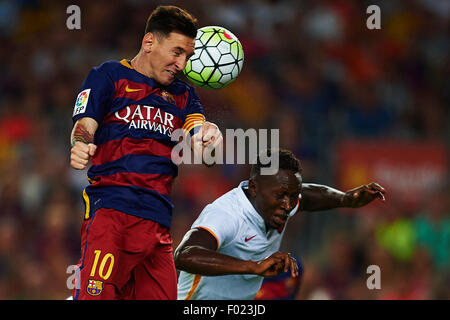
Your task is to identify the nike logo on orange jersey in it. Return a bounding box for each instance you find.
[125,85,143,92]
[244,235,257,242]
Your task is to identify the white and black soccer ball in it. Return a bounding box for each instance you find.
[183,26,244,89]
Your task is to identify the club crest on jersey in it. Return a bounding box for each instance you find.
[160,90,176,105]
[86,279,103,296]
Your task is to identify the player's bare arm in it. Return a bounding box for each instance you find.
[71,119,95,146]
[70,117,99,170]
[174,228,297,277]
[300,182,386,212]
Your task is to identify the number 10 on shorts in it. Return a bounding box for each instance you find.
[90,250,115,280]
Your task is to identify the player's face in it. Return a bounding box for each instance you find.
[146,31,195,86]
[251,169,302,230]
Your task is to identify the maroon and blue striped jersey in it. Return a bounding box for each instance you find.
[72,59,205,228]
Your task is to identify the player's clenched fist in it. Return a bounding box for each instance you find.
[191,121,223,149]
[70,142,97,170]
[70,117,99,170]
[191,121,223,166]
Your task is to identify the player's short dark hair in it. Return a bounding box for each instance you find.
[250,149,302,178]
[145,5,198,39]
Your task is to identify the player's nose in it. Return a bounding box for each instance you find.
[281,196,297,213]
[175,56,187,72]
[280,197,291,211]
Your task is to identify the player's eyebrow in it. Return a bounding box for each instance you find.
[175,46,195,59]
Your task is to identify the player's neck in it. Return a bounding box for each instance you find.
[130,52,155,80]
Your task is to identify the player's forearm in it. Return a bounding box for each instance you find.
[300,183,348,211]
[175,245,257,276]
[70,117,98,147]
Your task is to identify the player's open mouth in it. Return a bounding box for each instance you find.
[273,215,288,225]
[167,70,175,77]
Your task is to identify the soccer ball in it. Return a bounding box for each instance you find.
[184,26,244,89]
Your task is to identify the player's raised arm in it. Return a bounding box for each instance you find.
[174,228,297,278]
[70,117,98,170]
[299,182,386,212]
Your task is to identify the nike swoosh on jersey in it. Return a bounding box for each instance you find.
[125,85,143,92]
[244,235,257,242]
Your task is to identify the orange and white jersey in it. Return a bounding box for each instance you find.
[177,181,300,300]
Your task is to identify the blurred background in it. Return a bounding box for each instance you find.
[0,0,448,299]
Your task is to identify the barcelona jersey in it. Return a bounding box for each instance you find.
[72,59,205,228]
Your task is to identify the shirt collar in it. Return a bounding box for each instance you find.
[236,180,267,231]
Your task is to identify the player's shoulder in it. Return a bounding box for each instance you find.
[193,190,243,237]
[168,78,197,95]
[89,60,130,80]
[92,60,127,74]
[93,60,124,71]
[204,186,245,217]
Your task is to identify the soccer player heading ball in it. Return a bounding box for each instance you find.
[176,149,386,300]
[69,5,222,300]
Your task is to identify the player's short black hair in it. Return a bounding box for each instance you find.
[145,5,198,39]
[250,149,302,178]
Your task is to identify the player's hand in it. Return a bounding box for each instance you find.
[192,121,223,148]
[254,252,299,278]
[70,141,97,170]
[191,121,223,166]
[343,182,386,208]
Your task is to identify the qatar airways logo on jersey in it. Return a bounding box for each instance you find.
[114,105,176,136]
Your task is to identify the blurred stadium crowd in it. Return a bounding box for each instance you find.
[0,0,448,299]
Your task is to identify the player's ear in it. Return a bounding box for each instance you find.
[248,179,258,198]
[142,32,154,53]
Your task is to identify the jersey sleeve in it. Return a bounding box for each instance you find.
[181,86,205,137]
[191,203,239,249]
[72,67,115,124]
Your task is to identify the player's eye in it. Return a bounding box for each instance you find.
[275,193,285,200]
[173,48,183,56]
[290,193,299,201]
